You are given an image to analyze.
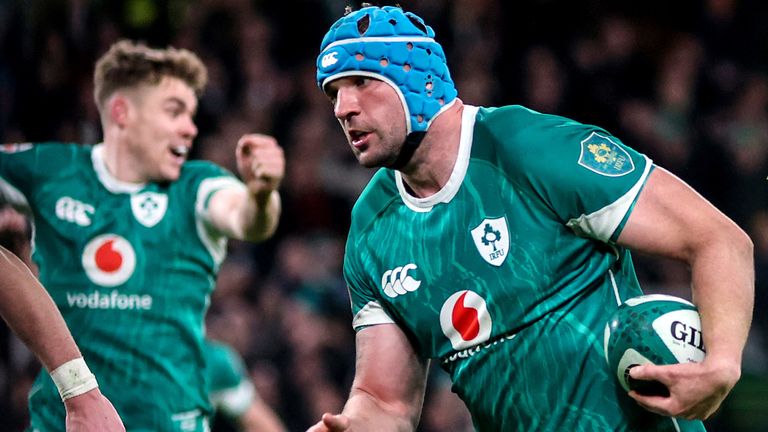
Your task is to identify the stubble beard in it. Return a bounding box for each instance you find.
[358,130,404,169]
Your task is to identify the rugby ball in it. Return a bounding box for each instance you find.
[603,294,706,396]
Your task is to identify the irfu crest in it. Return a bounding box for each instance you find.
[470,216,509,267]
[131,192,168,228]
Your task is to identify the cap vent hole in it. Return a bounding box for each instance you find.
[406,14,427,34]
[403,64,411,72]
[355,53,364,61]
[406,42,413,51]
[357,14,371,35]
[380,58,389,67]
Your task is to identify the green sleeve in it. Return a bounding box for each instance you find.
[477,106,653,242]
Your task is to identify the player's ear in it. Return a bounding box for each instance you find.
[109,95,130,127]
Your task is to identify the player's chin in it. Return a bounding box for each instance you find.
[356,152,389,169]
[158,166,182,182]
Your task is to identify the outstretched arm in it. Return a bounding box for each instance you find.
[616,167,754,419]
[0,245,124,431]
[208,134,284,242]
[307,324,430,432]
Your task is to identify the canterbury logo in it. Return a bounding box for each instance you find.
[56,196,95,227]
[381,263,422,298]
[321,51,339,68]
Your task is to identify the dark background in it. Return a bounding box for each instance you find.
[0,0,767,430]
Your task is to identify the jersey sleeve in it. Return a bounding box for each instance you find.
[0,143,71,206]
[486,106,653,243]
[188,161,247,225]
[182,161,246,266]
[204,340,257,419]
[343,232,396,331]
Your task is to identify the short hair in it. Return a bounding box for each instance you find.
[93,39,208,110]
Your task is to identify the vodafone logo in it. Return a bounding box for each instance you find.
[81,234,136,287]
[439,290,492,350]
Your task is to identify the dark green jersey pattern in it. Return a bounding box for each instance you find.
[343,106,705,431]
[0,143,243,431]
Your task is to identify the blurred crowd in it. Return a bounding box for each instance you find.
[1,0,767,431]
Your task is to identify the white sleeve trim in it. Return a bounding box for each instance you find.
[0,177,29,208]
[195,177,247,268]
[210,380,256,418]
[566,155,653,241]
[352,301,395,329]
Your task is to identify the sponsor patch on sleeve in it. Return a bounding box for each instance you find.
[578,132,634,177]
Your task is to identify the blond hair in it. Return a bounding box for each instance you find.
[93,40,208,111]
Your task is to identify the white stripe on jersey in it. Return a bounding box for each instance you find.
[566,155,653,242]
[195,177,245,269]
[352,301,396,329]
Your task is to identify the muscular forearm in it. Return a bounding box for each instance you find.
[309,326,429,432]
[209,187,281,242]
[340,389,422,432]
[618,169,754,371]
[239,190,281,242]
[0,247,81,371]
[689,225,754,371]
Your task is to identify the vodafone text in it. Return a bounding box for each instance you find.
[442,334,516,364]
[66,290,152,310]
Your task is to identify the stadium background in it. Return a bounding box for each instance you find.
[0,0,767,430]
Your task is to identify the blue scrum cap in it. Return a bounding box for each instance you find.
[316,5,457,134]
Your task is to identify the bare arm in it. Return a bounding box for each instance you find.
[307,324,430,431]
[616,167,754,419]
[0,245,80,369]
[239,398,288,432]
[208,134,284,242]
[0,245,124,431]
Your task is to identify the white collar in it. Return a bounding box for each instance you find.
[92,144,146,194]
[395,105,479,212]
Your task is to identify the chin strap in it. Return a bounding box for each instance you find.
[388,131,426,170]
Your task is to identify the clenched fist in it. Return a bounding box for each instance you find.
[236,134,285,198]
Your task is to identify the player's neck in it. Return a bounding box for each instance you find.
[101,132,147,185]
[400,100,464,198]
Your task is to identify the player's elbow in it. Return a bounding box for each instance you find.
[687,216,753,265]
[723,222,753,264]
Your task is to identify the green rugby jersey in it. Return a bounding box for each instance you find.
[343,106,705,431]
[0,143,244,431]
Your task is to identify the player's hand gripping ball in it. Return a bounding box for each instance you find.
[603,294,706,396]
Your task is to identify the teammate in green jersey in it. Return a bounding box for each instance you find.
[0,40,284,431]
[309,5,754,432]
[0,243,124,431]
[204,338,286,432]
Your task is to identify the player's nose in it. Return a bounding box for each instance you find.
[334,87,361,122]
[179,115,198,140]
